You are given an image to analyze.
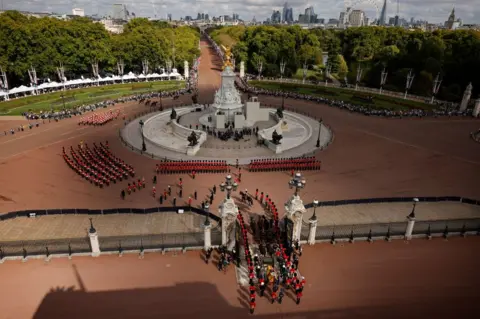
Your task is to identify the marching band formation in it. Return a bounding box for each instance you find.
[248,157,321,172]
[78,109,122,126]
[63,141,135,188]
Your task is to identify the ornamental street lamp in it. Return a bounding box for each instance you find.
[408,197,419,219]
[311,200,319,221]
[316,117,323,148]
[288,172,306,196]
[139,119,146,152]
[430,72,442,104]
[219,174,238,200]
[404,69,415,99]
[204,203,211,227]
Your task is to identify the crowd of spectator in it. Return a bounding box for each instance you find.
[236,77,471,118]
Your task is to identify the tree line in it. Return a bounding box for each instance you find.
[0,11,200,87]
[208,25,480,101]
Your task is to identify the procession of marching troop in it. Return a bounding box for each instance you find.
[78,109,123,126]
[63,141,135,188]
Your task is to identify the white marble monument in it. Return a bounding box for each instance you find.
[212,65,244,128]
[460,82,472,112]
[473,98,480,118]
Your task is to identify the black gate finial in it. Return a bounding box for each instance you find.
[89,218,96,234]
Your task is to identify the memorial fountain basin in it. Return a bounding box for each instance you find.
[142,107,207,153]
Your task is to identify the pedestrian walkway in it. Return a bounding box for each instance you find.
[0,211,219,241]
[303,201,480,226]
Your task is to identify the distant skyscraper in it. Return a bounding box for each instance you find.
[378,0,387,26]
[282,2,288,22]
[444,7,455,29]
[286,8,293,23]
[271,10,282,23]
[281,2,293,23]
[112,4,128,21]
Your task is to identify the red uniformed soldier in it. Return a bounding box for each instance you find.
[295,282,301,293]
[296,291,302,305]
[192,170,196,179]
[152,186,156,197]
[255,189,258,200]
[271,290,277,304]
[249,300,255,314]
[188,196,192,206]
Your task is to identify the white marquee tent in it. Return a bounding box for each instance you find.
[1,70,183,101]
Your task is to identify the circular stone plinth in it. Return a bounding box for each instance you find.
[121,105,333,165]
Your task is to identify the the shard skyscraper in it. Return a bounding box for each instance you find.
[378,0,388,26]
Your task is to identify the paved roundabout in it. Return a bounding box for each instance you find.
[0,38,479,319]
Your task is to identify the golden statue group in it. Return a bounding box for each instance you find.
[221,45,234,70]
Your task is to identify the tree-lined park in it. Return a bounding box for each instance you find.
[0,11,200,87]
[208,25,480,103]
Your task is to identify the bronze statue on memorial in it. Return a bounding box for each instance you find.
[221,45,234,70]
[187,131,199,146]
[170,107,177,120]
[271,130,283,145]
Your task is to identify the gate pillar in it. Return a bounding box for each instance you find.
[88,218,101,257]
[308,219,318,245]
[219,198,239,250]
[284,194,306,243]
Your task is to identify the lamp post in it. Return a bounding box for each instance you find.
[355,65,363,91]
[256,60,263,79]
[325,64,332,87]
[311,200,319,221]
[219,174,238,200]
[379,68,388,94]
[204,203,211,227]
[430,72,442,104]
[280,59,286,81]
[139,119,146,152]
[288,172,306,197]
[302,61,308,84]
[316,118,323,148]
[408,197,419,219]
[404,69,415,99]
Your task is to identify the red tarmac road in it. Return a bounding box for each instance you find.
[0,237,479,319]
[0,39,478,214]
[0,37,479,319]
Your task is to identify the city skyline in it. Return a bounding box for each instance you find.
[1,0,479,24]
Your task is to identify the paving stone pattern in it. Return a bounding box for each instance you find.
[0,211,218,241]
[304,201,480,226]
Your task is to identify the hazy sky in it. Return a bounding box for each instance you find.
[2,0,479,24]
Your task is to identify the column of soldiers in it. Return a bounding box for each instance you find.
[120,177,146,199]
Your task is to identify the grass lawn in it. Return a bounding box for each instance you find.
[0,81,183,116]
[249,80,434,111]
